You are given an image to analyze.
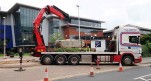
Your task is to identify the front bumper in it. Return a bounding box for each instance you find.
[134,56,142,63]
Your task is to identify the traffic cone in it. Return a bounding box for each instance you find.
[89,64,94,77]
[118,62,123,72]
[44,68,49,81]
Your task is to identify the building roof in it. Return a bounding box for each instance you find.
[1,3,105,24]
[103,29,113,34]
[8,3,41,13]
[70,16,105,23]
[62,24,106,30]
[0,11,7,14]
[104,24,151,34]
[0,11,7,16]
[124,24,151,31]
[47,15,105,23]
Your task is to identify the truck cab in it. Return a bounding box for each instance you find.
[91,26,142,65]
[113,26,142,65]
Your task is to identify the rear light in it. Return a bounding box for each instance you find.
[37,49,44,52]
[41,49,43,52]
[37,49,41,52]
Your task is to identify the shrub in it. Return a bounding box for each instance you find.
[55,48,84,52]
[142,45,151,57]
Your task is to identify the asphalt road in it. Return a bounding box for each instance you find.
[0,56,151,81]
[0,63,136,81]
[54,66,151,81]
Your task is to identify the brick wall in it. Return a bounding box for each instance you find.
[62,26,103,46]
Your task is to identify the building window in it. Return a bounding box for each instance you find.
[71,18,101,27]
[71,19,78,24]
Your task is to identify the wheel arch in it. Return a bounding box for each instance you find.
[122,53,135,62]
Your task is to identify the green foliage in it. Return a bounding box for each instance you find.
[0,54,3,57]
[55,48,65,52]
[55,48,80,52]
[140,33,151,45]
[146,43,151,50]
[140,33,151,57]
[50,32,63,42]
[142,45,151,57]
[55,48,91,52]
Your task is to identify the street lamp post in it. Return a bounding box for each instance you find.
[3,17,6,59]
[23,38,26,53]
[76,5,80,40]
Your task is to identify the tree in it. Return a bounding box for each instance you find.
[141,33,151,57]
[140,33,151,45]
[50,32,63,42]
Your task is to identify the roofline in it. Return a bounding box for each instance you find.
[61,24,106,30]
[0,11,7,13]
[4,3,105,23]
[8,3,41,13]
[103,29,113,33]
[47,15,105,23]
[70,16,105,23]
[125,24,151,31]
[0,11,7,16]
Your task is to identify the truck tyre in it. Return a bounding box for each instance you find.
[41,55,53,65]
[55,55,67,65]
[122,56,133,66]
[68,55,80,65]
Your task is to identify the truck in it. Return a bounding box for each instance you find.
[31,5,142,66]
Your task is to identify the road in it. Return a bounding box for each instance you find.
[0,63,139,81]
[54,66,151,81]
[0,56,151,81]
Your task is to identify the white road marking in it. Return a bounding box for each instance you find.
[134,74,151,81]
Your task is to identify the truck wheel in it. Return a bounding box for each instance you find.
[55,55,67,65]
[68,55,80,65]
[41,55,53,65]
[122,56,133,66]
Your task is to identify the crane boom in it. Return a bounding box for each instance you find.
[33,5,70,56]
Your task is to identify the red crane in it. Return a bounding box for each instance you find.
[33,5,70,57]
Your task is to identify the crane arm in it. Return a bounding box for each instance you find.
[33,5,70,54]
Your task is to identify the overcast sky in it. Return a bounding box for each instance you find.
[0,0,151,30]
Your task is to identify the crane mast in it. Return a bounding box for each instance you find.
[33,5,70,56]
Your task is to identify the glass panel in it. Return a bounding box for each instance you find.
[129,36,138,43]
[71,19,78,24]
[14,7,39,45]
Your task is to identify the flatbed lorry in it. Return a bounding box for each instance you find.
[31,5,142,65]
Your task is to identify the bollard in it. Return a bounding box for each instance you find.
[14,48,25,72]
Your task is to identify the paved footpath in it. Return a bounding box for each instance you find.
[0,56,40,68]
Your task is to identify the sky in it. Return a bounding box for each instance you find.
[0,0,151,30]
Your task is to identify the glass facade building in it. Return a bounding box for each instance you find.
[0,3,105,49]
[13,6,39,46]
[48,16,105,47]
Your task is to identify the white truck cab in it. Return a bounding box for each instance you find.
[114,26,142,65]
